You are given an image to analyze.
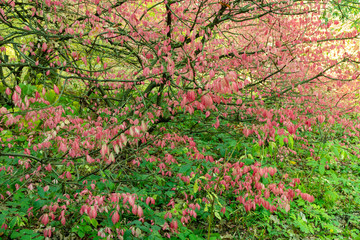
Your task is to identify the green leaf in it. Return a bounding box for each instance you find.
[178,233,187,240]
[129,220,142,226]
[165,191,175,197]
[278,137,284,147]
[189,234,199,240]
[210,233,221,240]
[154,216,165,226]
[179,163,192,174]
[268,141,276,154]
[11,231,22,238]
[288,136,294,149]
[16,136,27,142]
[243,158,254,165]
[33,200,48,210]
[20,229,32,234]
[319,164,325,175]
[139,225,151,233]
[83,225,92,233]
[319,158,327,175]
[329,170,339,184]
[124,229,133,239]
[193,180,199,194]
[45,90,57,104]
[0,214,5,226]
[9,217,17,228]
[151,225,161,233]
[37,186,46,198]
[78,230,85,238]
[32,237,44,240]
[90,218,98,228]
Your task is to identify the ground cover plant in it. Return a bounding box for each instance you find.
[0,0,360,239]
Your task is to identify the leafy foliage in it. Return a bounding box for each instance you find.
[0,0,360,239]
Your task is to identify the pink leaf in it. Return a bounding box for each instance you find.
[42,42,47,52]
[209,69,215,78]
[86,155,95,164]
[41,214,49,226]
[54,85,59,95]
[111,211,120,224]
[109,152,115,163]
[88,206,97,219]
[205,111,211,118]
[328,116,335,124]
[137,206,143,218]
[143,67,150,77]
[317,115,325,123]
[12,92,19,102]
[132,205,138,215]
[5,88,11,95]
[243,128,252,137]
[15,86,21,94]
[201,95,213,108]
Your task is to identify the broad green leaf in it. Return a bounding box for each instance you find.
[193,180,199,193]
[288,136,294,149]
[90,218,98,228]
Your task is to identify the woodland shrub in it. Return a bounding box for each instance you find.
[0,0,359,239]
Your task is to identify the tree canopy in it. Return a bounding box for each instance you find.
[0,0,360,238]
